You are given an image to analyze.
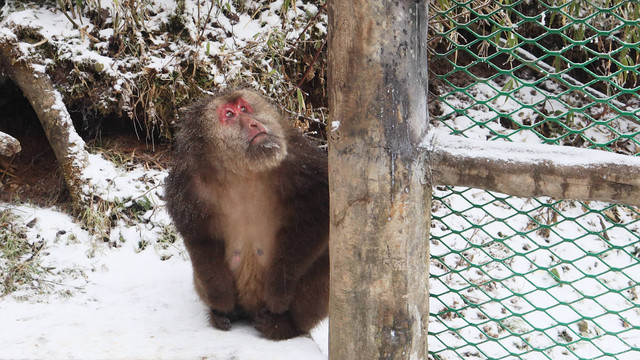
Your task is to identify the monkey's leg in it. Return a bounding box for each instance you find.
[255,252,329,340]
[186,239,237,321]
[289,251,329,333]
[264,234,328,314]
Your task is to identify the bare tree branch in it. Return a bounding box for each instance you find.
[425,132,640,207]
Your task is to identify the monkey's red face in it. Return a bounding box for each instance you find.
[212,92,288,173]
[217,98,270,147]
[217,98,269,146]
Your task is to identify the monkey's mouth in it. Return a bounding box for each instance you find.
[250,132,268,144]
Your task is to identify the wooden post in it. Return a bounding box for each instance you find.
[327,1,431,359]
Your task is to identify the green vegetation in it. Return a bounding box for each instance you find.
[0,210,46,295]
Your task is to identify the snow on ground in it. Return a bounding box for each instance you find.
[429,187,640,360]
[0,155,328,360]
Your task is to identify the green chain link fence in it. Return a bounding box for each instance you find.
[427,0,640,359]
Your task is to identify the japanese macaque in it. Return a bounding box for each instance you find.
[165,89,329,340]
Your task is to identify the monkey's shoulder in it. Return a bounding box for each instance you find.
[283,129,327,168]
[279,131,327,188]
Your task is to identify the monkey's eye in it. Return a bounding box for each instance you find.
[218,104,239,124]
[237,99,252,114]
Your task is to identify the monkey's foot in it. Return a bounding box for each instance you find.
[254,309,304,340]
[208,309,233,331]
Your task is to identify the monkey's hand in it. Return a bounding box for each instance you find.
[209,309,233,331]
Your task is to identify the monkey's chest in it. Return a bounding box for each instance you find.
[216,182,282,313]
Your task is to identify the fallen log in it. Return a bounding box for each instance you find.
[0,29,89,208]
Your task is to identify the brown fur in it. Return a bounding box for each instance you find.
[165,89,329,340]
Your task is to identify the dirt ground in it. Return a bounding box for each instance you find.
[0,134,170,208]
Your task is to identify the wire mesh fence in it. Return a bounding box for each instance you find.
[427,0,640,359]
